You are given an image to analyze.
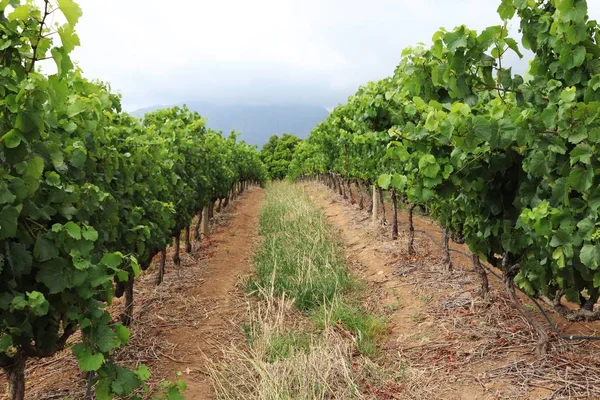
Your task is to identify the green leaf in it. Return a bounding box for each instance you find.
[113,324,131,346]
[472,116,492,141]
[26,291,49,316]
[23,156,44,196]
[444,30,468,54]
[577,218,595,237]
[49,145,65,170]
[8,4,29,21]
[0,334,13,352]
[571,46,586,68]
[82,226,98,241]
[594,272,600,288]
[94,380,112,400]
[541,105,557,129]
[0,205,20,240]
[2,130,22,149]
[115,270,129,283]
[72,255,91,271]
[7,243,32,278]
[73,343,105,372]
[93,324,118,353]
[67,102,87,118]
[57,24,80,53]
[550,231,572,247]
[497,1,516,20]
[45,171,61,187]
[418,155,441,178]
[34,236,59,262]
[504,38,523,58]
[0,183,16,205]
[568,127,588,144]
[101,252,123,269]
[166,386,186,400]
[57,0,83,27]
[37,258,70,294]
[70,149,87,168]
[570,144,592,165]
[499,68,513,88]
[561,87,577,103]
[527,151,551,177]
[111,366,141,395]
[568,166,593,193]
[65,221,81,239]
[421,188,435,202]
[10,295,28,310]
[130,257,140,278]
[589,187,600,212]
[580,244,600,270]
[136,365,151,381]
[52,47,74,79]
[377,174,392,189]
[552,248,565,269]
[391,174,407,190]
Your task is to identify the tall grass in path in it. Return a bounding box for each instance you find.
[207,182,388,399]
[248,182,352,310]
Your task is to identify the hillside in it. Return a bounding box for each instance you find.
[131,102,329,147]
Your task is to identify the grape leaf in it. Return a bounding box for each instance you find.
[37,259,70,294]
[57,0,82,27]
[73,343,104,372]
[0,205,20,239]
[34,236,59,262]
[581,244,600,270]
[65,221,81,239]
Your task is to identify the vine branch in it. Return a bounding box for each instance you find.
[27,0,51,74]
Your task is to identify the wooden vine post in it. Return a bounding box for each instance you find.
[407,204,416,256]
[441,227,453,273]
[201,205,210,238]
[173,233,181,266]
[155,249,167,286]
[391,189,399,240]
[372,185,380,224]
[185,226,192,253]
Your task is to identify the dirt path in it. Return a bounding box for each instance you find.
[161,187,264,399]
[305,182,600,400]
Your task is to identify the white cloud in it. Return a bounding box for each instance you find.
[60,0,600,110]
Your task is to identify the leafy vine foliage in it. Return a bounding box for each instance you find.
[260,134,302,180]
[0,1,266,398]
[290,0,600,351]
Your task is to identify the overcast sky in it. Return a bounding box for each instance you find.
[69,0,600,112]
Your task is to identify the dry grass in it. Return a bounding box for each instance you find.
[205,286,386,400]
[206,183,393,399]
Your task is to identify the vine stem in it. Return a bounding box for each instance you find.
[502,254,548,356]
[28,0,51,74]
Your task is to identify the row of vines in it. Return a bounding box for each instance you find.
[290,0,600,354]
[0,1,266,399]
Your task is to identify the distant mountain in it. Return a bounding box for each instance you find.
[130,102,329,147]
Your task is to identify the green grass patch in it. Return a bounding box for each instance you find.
[264,332,312,362]
[312,298,387,357]
[248,182,352,310]
[249,182,386,357]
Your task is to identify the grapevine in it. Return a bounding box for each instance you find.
[290,0,600,355]
[0,1,266,399]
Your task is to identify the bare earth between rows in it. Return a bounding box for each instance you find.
[4,183,600,399]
